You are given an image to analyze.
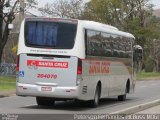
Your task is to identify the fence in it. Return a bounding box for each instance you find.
[0,63,16,76]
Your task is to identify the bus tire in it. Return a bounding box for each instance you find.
[118,87,127,101]
[90,85,101,108]
[36,97,55,106]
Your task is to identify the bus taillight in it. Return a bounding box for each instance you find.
[77,59,82,75]
[16,55,20,71]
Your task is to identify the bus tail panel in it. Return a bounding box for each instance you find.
[17,54,78,87]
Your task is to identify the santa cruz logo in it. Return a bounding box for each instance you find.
[27,60,68,69]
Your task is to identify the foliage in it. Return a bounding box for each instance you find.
[39,0,84,19]
[83,0,160,72]
[12,44,18,54]
[0,0,37,63]
[145,57,155,72]
[82,0,125,26]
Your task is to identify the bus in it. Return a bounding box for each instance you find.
[16,17,138,107]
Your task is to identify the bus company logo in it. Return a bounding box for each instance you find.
[89,61,110,74]
[27,60,38,69]
[27,60,68,69]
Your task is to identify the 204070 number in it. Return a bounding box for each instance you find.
[37,74,57,79]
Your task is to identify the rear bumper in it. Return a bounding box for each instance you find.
[16,82,79,99]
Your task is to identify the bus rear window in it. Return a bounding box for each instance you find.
[25,21,77,49]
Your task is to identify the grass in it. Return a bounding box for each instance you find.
[136,71,160,80]
[0,76,16,91]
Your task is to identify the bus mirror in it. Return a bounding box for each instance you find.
[133,45,143,61]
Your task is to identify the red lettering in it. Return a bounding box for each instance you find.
[37,74,58,79]
[27,60,68,68]
[89,61,110,74]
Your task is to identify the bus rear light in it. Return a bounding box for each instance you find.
[16,55,20,71]
[77,59,82,75]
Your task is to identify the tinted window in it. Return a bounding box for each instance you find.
[125,39,132,58]
[112,35,120,57]
[86,30,102,56]
[85,29,132,58]
[101,32,112,57]
[25,21,77,49]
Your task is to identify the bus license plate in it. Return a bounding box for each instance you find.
[41,86,52,92]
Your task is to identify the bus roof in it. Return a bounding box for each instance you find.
[79,20,135,39]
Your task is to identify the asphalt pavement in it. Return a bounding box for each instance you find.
[0,80,160,120]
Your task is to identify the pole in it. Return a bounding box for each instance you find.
[19,0,24,22]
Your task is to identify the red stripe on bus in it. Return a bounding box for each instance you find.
[27,60,68,68]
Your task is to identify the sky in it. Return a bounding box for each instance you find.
[36,0,160,9]
[152,0,160,9]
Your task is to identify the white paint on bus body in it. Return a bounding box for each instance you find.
[16,17,135,104]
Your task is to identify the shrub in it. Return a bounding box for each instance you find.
[145,58,155,72]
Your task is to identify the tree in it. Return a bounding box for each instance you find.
[82,0,123,25]
[123,1,160,72]
[0,0,17,64]
[83,0,160,71]
[0,0,37,63]
[3,33,18,63]
[39,0,84,19]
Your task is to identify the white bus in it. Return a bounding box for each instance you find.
[16,17,137,107]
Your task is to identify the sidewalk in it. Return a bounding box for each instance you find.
[0,90,15,98]
[137,105,160,114]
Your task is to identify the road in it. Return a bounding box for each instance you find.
[0,80,160,119]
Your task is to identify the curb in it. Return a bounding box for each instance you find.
[111,99,160,114]
[137,79,160,81]
[137,77,160,81]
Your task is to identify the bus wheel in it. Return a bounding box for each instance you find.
[118,87,127,101]
[90,85,101,108]
[36,97,55,106]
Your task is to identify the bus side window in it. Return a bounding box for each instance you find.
[85,29,88,55]
[85,30,97,56]
[101,32,112,57]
